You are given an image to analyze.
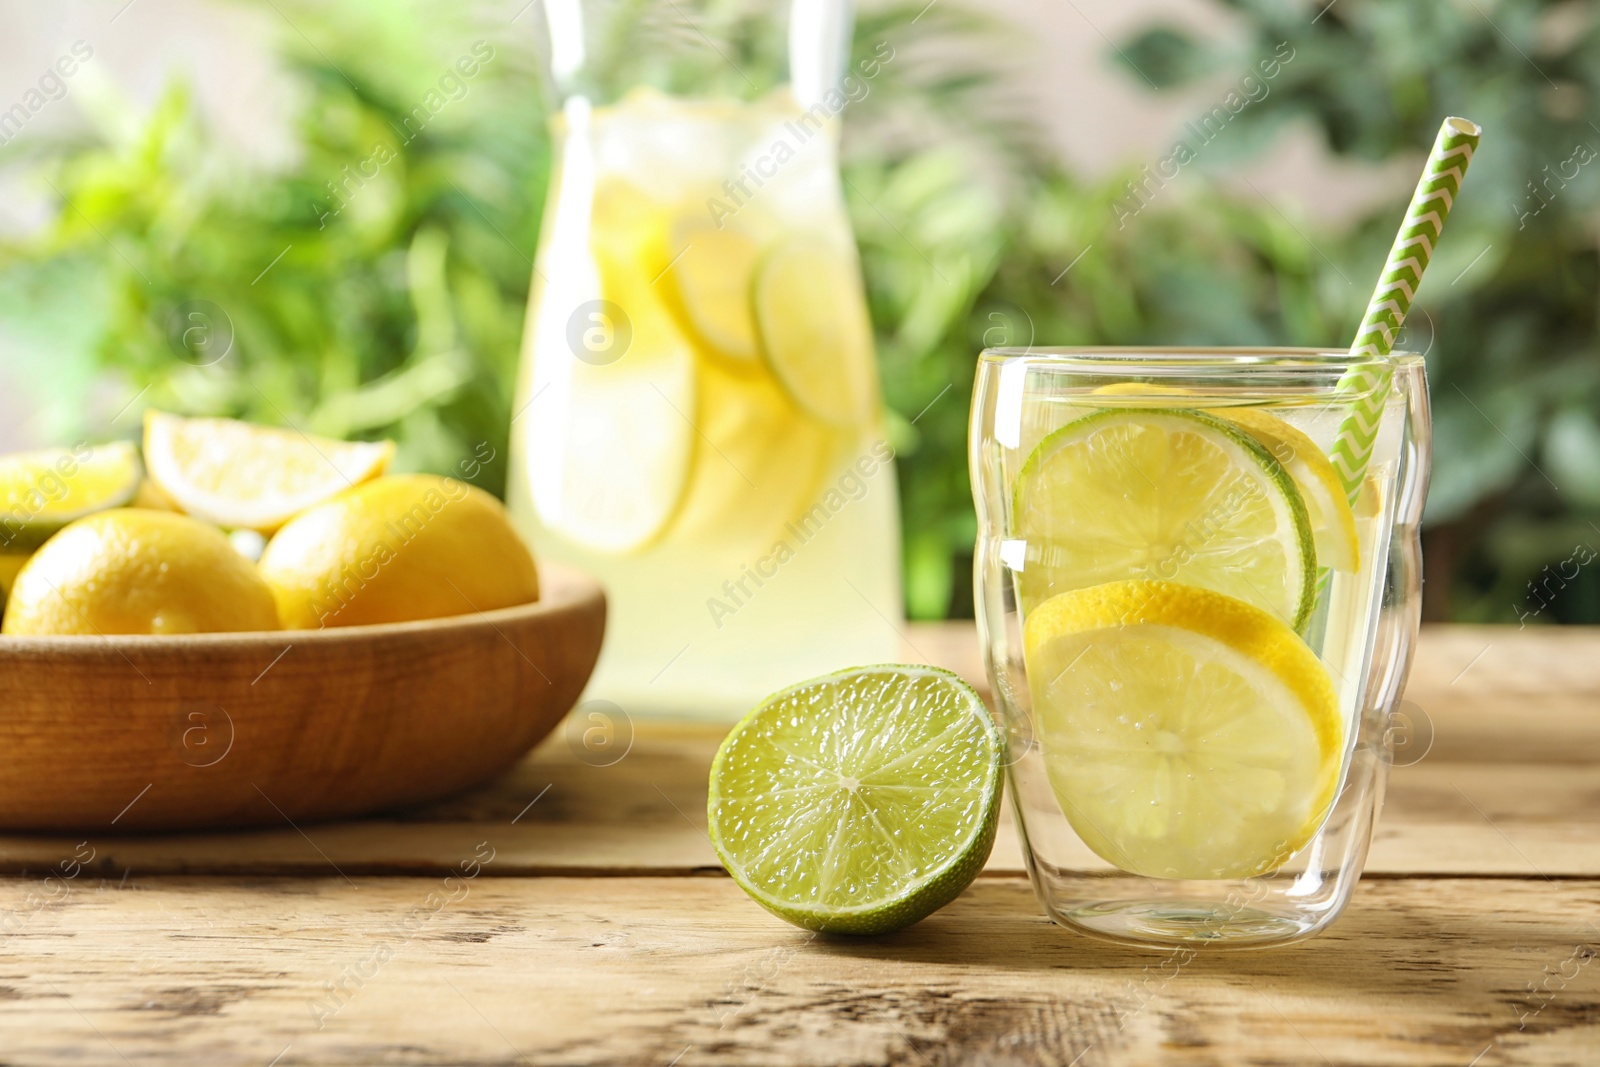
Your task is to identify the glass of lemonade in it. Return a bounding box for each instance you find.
[971,348,1429,947]
[510,1,901,718]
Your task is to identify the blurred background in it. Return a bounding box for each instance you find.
[0,0,1593,625]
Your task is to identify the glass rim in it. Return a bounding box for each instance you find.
[978,346,1419,375]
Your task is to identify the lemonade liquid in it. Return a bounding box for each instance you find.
[509,88,901,718]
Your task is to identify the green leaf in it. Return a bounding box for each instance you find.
[1545,408,1600,509]
[1117,27,1213,89]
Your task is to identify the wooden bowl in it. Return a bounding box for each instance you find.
[0,562,604,832]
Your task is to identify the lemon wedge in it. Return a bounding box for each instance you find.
[143,411,393,533]
[0,442,141,552]
[520,177,697,554]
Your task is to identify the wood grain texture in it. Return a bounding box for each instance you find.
[1,708,1592,877]
[1,875,1596,1067]
[0,743,1594,879]
[1,623,1596,1066]
[0,563,604,832]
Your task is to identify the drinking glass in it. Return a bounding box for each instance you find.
[970,347,1429,947]
[508,0,901,719]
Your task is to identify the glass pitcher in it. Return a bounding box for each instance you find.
[510,0,902,719]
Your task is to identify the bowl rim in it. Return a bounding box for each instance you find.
[0,560,603,654]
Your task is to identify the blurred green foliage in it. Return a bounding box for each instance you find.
[1114,0,1600,623]
[0,2,548,489]
[1,0,1594,623]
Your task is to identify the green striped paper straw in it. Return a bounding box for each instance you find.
[1328,116,1482,506]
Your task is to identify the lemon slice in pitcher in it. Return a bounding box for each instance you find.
[753,235,876,426]
[1024,579,1342,880]
[1012,409,1315,628]
[665,217,762,364]
[521,219,698,554]
[662,362,835,547]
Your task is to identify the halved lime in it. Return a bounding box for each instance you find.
[0,442,141,552]
[708,665,1004,935]
[1025,579,1342,880]
[752,235,876,426]
[665,217,762,364]
[1210,407,1360,573]
[1012,409,1316,629]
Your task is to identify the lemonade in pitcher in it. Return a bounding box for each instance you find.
[509,5,900,717]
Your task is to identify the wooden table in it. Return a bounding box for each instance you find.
[1,624,1596,1065]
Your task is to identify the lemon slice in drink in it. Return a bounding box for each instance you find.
[1025,579,1342,880]
[753,235,877,426]
[665,217,762,364]
[0,442,141,552]
[144,412,393,533]
[1211,407,1360,573]
[1013,409,1315,629]
[708,665,1004,935]
[1090,381,1195,404]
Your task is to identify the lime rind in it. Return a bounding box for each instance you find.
[1012,407,1317,631]
[1208,406,1360,573]
[707,664,1004,935]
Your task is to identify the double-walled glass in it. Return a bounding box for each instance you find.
[971,348,1429,947]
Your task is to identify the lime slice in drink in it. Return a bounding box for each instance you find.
[1013,409,1316,629]
[665,217,762,365]
[708,665,1004,935]
[1211,407,1360,573]
[0,442,142,552]
[752,235,876,426]
[1025,579,1343,880]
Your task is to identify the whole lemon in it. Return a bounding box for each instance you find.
[259,474,539,629]
[2,509,281,636]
